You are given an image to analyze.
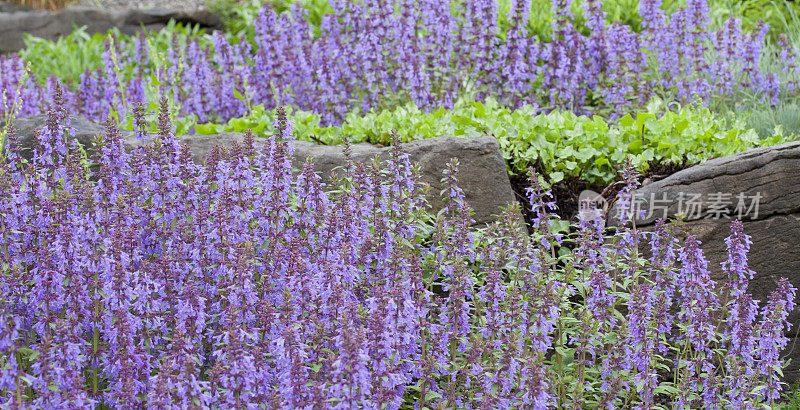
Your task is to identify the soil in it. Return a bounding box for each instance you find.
[508,157,701,234]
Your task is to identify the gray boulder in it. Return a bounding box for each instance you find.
[0,1,32,13]
[5,116,523,228]
[124,131,243,166]
[0,6,222,54]
[610,141,800,227]
[1,114,132,162]
[609,141,800,381]
[128,132,524,228]
[292,136,525,229]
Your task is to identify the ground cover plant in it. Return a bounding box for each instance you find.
[176,97,789,185]
[0,92,797,408]
[3,0,800,130]
[15,23,210,88]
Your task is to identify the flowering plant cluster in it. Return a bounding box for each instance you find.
[2,0,799,128]
[0,91,796,408]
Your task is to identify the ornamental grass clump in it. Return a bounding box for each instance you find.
[0,94,797,408]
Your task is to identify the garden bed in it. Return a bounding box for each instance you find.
[2,0,800,407]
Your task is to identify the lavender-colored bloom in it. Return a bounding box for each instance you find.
[614,157,645,224]
[2,28,799,405]
[1,0,794,124]
[579,204,614,328]
[756,277,797,403]
[583,0,607,87]
[674,235,721,404]
[524,168,562,247]
[721,220,755,296]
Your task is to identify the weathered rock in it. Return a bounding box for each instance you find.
[0,6,222,54]
[609,140,800,330]
[610,141,800,226]
[5,116,524,228]
[0,1,32,13]
[124,131,244,166]
[291,136,525,229]
[2,114,133,162]
[131,132,524,228]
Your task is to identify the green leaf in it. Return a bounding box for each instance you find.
[654,383,679,395]
[233,87,245,101]
[425,390,443,401]
[594,156,609,167]
[195,123,223,134]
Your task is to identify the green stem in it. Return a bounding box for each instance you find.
[93,268,99,396]
[557,318,564,409]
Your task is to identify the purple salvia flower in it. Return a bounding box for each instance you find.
[329,304,371,408]
[778,34,800,92]
[721,220,755,297]
[524,168,562,247]
[495,0,540,109]
[675,235,722,405]
[614,157,645,225]
[583,0,607,87]
[756,277,797,403]
[625,281,658,408]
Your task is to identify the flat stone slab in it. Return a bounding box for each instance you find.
[609,141,800,335]
[4,116,524,229]
[611,141,800,226]
[0,5,221,54]
[291,136,525,229]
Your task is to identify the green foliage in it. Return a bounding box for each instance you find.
[740,102,800,140]
[17,21,211,88]
[495,98,786,184]
[711,0,800,42]
[164,97,790,185]
[19,25,108,86]
[780,381,800,409]
[206,0,333,41]
[205,0,263,42]
[522,0,643,42]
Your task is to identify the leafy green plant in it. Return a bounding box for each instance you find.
[777,379,800,409]
[205,0,264,41]
[18,26,109,86]
[708,0,800,42]
[17,21,212,88]
[496,97,787,184]
[157,97,790,185]
[205,0,333,42]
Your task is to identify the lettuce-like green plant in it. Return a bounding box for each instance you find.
[170,97,790,185]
